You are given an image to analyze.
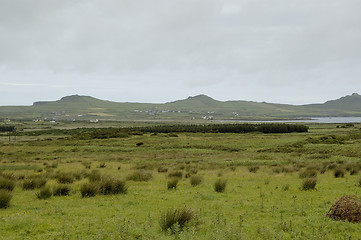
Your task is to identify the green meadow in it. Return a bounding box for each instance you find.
[1,122,361,239]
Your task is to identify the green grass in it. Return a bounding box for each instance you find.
[0,123,361,238]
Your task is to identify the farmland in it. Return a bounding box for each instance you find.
[1,122,361,239]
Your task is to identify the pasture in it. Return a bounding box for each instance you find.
[1,122,361,239]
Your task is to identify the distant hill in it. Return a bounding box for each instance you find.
[1,93,361,121]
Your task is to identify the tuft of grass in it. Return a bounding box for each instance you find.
[214,179,227,193]
[22,178,47,190]
[167,178,179,190]
[53,184,70,196]
[126,171,153,182]
[99,178,128,195]
[36,186,52,200]
[334,168,345,178]
[168,171,183,179]
[0,190,12,209]
[88,170,102,182]
[299,169,317,178]
[190,175,203,187]
[56,172,74,184]
[157,166,168,173]
[0,177,16,191]
[248,165,260,173]
[160,208,195,233]
[80,183,98,198]
[301,178,317,190]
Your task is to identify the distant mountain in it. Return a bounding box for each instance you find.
[1,93,361,121]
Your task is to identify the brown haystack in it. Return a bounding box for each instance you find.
[327,195,361,222]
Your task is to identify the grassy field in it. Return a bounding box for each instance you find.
[1,123,361,239]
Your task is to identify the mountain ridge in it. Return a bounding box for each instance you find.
[1,93,361,121]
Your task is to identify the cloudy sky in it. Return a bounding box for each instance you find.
[1,0,361,106]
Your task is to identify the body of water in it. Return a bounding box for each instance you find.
[219,117,361,124]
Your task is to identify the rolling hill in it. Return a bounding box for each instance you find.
[1,93,361,121]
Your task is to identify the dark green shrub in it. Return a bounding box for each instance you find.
[248,165,260,173]
[0,177,15,191]
[36,187,52,200]
[53,184,70,196]
[350,168,359,175]
[80,183,98,197]
[302,178,317,190]
[214,179,227,193]
[190,175,203,187]
[358,177,361,187]
[126,171,152,182]
[0,190,12,209]
[167,178,179,190]
[334,168,345,178]
[168,171,183,179]
[160,208,195,233]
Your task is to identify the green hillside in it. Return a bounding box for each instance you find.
[1,93,361,121]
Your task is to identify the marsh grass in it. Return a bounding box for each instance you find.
[0,177,16,191]
[36,186,52,200]
[160,208,195,233]
[248,165,260,173]
[80,183,98,197]
[168,171,183,178]
[126,170,153,182]
[334,168,345,178]
[53,184,70,196]
[214,179,227,193]
[99,178,128,195]
[301,178,317,190]
[0,190,12,208]
[56,172,74,184]
[22,178,47,190]
[190,175,203,187]
[167,178,179,190]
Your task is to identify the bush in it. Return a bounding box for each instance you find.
[214,179,227,193]
[190,175,203,187]
[327,195,361,222]
[167,178,179,190]
[36,187,52,200]
[80,183,98,197]
[248,165,260,173]
[334,168,345,178]
[301,178,317,190]
[126,171,153,182]
[160,208,195,233]
[0,177,15,191]
[168,171,183,179]
[0,190,12,209]
[53,184,70,196]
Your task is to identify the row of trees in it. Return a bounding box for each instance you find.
[132,123,308,134]
[0,126,16,132]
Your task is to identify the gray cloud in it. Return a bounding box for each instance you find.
[0,0,361,105]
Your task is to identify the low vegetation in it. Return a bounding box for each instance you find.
[1,122,361,238]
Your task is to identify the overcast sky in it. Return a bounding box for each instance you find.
[1,0,361,106]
